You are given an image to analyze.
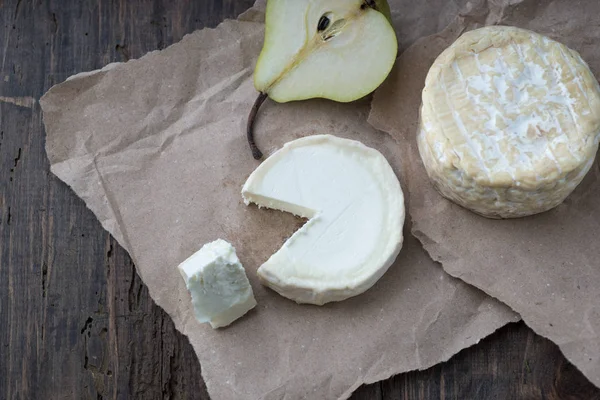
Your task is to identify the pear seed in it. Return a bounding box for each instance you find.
[317,15,330,31]
[321,18,346,41]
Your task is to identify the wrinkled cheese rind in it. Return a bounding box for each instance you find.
[177,239,256,328]
[418,26,600,218]
[242,135,405,305]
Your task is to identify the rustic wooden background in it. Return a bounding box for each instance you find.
[1,1,599,399]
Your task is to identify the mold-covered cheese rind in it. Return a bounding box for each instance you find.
[418,25,600,218]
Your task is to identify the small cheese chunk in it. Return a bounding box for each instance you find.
[418,26,600,218]
[242,134,405,305]
[178,239,256,328]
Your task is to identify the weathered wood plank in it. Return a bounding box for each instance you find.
[0,1,599,399]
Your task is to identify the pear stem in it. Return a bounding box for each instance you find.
[247,92,268,160]
[364,0,377,9]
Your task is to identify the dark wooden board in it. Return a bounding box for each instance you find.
[0,1,598,399]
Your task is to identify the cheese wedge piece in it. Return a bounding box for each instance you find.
[241,134,405,305]
[418,26,600,218]
[177,239,256,328]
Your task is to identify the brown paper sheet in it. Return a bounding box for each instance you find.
[40,2,519,399]
[369,0,600,388]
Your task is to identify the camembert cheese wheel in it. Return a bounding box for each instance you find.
[242,135,404,305]
[418,26,600,218]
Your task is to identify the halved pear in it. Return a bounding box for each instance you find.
[246,0,398,159]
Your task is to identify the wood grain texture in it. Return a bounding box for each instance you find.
[0,1,599,399]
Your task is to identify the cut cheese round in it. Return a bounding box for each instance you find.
[241,134,405,305]
[418,26,600,218]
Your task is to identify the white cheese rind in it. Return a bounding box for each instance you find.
[418,26,600,218]
[177,239,256,328]
[241,134,405,305]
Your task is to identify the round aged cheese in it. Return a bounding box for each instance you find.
[418,26,600,218]
[241,134,404,305]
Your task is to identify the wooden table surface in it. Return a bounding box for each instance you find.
[1,1,599,399]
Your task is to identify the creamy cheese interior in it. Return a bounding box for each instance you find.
[242,134,405,305]
[178,239,256,328]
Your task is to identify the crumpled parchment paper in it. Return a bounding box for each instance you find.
[369,0,600,388]
[40,1,521,399]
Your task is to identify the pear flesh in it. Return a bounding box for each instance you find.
[247,0,398,159]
